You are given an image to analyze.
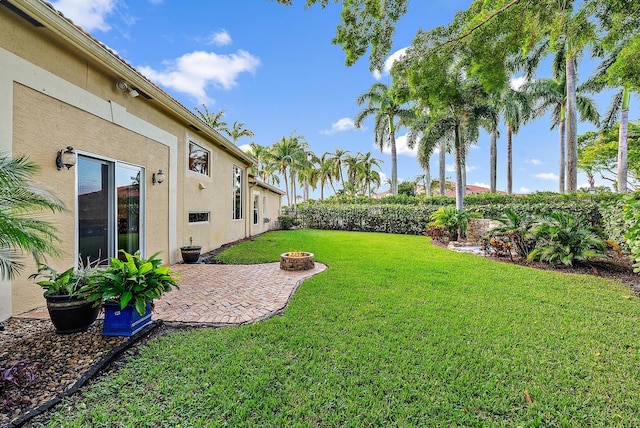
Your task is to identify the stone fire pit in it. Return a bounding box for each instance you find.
[280,252,315,271]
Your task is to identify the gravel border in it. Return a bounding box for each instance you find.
[1,319,161,428]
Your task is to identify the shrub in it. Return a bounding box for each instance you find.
[278,215,300,230]
[527,212,607,266]
[622,192,640,272]
[429,207,480,241]
[486,209,539,259]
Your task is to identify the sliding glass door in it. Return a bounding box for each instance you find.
[78,155,143,264]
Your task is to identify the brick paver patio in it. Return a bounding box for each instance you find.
[16,262,327,325]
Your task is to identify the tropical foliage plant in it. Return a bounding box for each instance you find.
[527,212,607,266]
[487,209,539,259]
[29,257,101,297]
[84,250,180,316]
[0,154,66,279]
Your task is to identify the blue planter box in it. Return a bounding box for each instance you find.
[102,301,152,336]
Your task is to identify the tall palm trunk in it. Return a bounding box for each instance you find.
[283,168,290,208]
[490,130,497,193]
[290,173,297,211]
[618,85,630,192]
[389,118,398,195]
[461,150,467,196]
[507,125,513,195]
[439,140,446,196]
[454,125,464,211]
[565,48,578,192]
[558,106,566,193]
[425,164,432,198]
[303,178,310,201]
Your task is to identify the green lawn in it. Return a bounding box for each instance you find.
[42,230,640,427]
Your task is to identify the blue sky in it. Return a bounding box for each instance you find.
[52,0,639,195]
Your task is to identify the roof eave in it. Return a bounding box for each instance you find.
[14,0,255,166]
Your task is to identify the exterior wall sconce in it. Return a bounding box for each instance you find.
[152,169,164,185]
[56,146,77,170]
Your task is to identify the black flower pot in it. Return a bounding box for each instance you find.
[45,295,100,334]
[180,246,202,264]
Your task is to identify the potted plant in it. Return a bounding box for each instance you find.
[29,258,101,334]
[180,237,201,264]
[84,250,180,336]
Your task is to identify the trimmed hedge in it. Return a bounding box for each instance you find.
[299,204,438,235]
[298,198,617,236]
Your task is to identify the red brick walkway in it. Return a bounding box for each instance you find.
[16,262,327,325]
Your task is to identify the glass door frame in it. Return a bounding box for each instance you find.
[75,152,146,264]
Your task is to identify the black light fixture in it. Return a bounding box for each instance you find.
[152,169,165,185]
[56,146,77,170]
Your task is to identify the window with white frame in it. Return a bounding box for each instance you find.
[253,194,259,225]
[188,141,210,175]
[233,165,243,220]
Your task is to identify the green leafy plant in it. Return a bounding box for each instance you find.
[488,209,539,258]
[29,256,101,297]
[527,212,607,266]
[429,207,480,241]
[622,192,640,272]
[85,250,180,316]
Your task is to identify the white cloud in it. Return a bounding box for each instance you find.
[380,134,418,157]
[208,30,232,46]
[51,0,116,32]
[471,182,490,188]
[321,118,357,135]
[466,165,478,173]
[239,144,251,153]
[139,50,260,104]
[526,159,543,165]
[445,163,456,173]
[519,187,531,193]
[510,75,527,91]
[374,47,408,80]
[534,172,559,180]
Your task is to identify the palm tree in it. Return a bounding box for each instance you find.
[418,71,495,210]
[344,153,364,193]
[498,81,534,194]
[523,51,600,193]
[246,142,280,185]
[359,152,382,196]
[324,148,350,191]
[581,43,634,192]
[269,133,306,208]
[193,104,229,135]
[316,154,337,199]
[297,151,319,202]
[406,110,434,197]
[0,154,67,279]
[227,121,255,145]
[354,82,415,195]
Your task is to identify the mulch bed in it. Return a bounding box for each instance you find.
[433,239,640,293]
